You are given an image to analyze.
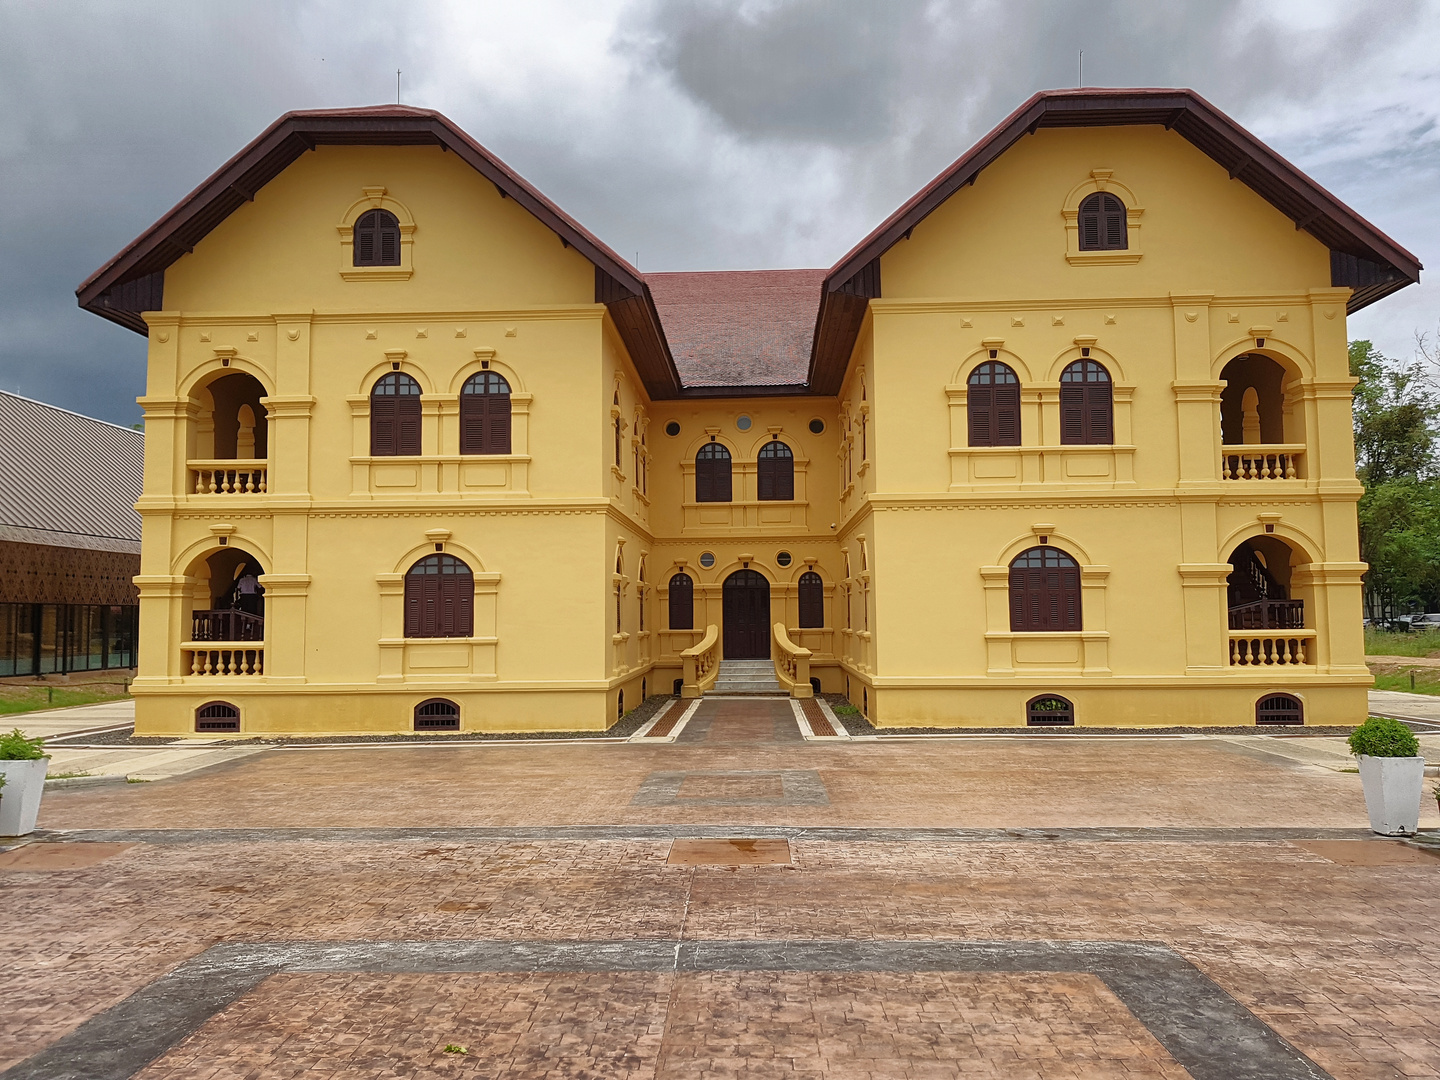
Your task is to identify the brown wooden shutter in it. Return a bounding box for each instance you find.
[404,573,422,636]
[1080,196,1102,250]
[696,445,731,502]
[668,573,693,630]
[1102,194,1126,249]
[371,396,398,456]
[1085,383,1113,444]
[715,455,732,501]
[1060,385,1086,444]
[380,225,399,265]
[460,394,484,454]
[487,394,511,454]
[798,571,824,628]
[968,384,993,445]
[1009,566,1029,630]
[1060,566,1081,629]
[994,382,1020,445]
[397,396,421,455]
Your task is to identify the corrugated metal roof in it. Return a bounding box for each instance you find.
[0,392,143,550]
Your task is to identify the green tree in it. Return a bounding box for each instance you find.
[1350,340,1440,618]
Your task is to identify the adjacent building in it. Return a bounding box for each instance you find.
[76,89,1420,735]
[0,391,141,678]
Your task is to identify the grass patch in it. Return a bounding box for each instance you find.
[0,685,130,717]
[1372,669,1440,696]
[45,771,93,780]
[1366,627,1440,658]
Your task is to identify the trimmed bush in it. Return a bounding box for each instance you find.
[0,728,46,761]
[1348,717,1420,758]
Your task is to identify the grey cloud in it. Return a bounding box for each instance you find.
[0,0,1434,424]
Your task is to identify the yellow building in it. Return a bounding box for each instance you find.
[78,90,1421,736]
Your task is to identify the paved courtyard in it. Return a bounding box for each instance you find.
[3,698,1439,1078]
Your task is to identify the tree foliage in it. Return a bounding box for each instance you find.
[1350,340,1440,617]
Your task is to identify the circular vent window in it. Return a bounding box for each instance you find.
[776,551,793,567]
[735,415,753,431]
[699,551,716,569]
[808,418,825,434]
[664,420,680,437]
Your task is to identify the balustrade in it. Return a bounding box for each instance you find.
[1228,632,1315,667]
[189,459,269,494]
[772,622,813,698]
[1221,445,1302,480]
[191,609,265,641]
[183,646,264,676]
[680,624,719,699]
[1228,600,1304,631]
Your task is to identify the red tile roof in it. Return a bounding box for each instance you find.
[646,270,825,389]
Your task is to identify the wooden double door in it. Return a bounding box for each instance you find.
[723,569,771,658]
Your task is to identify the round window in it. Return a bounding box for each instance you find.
[735,415,753,431]
[808,418,825,435]
[699,551,716,569]
[664,420,681,437]
[776,551,793,567]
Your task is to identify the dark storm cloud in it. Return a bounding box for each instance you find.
[0,1,1434,424]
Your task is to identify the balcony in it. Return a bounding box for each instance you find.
[1221,445,1302,481]
[182,646,264,676]
[1228,600,1304,631]
[1227,599,1311,666]
[189,460,269,494]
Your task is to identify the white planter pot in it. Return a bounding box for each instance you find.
[1357,754,1425,836]
[0,758,49,837]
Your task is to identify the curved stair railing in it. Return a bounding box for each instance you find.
[773,622,814,699]
[680,624,720,699]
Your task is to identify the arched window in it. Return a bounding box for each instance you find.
[1078,192,1127,251]
[668,572,694,630]
[354,209,401,266]
[195,701,239,733]
[460,371,511,455]
[1027,695,1074,726]
[695,442,732,503]
[967,362,1021,447]
[757,440,795,501]
[1009,547,1081,631]
[1059,360,1113,445]
[798,571,824,628]
[404,554,474,638]
[1256,693,1303,726]
[370,372,422,456]
[414,698,460,731]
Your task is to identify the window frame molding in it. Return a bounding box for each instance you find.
[377,540,499,682]
[337,187,416,281]
[1061,170,1143,266]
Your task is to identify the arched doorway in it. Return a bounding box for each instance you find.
[1226,537,1303,629]
[723,569,770,658]
[191,547,267,642]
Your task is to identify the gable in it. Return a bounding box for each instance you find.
[161,144,595,313]
[879,125,1332,302]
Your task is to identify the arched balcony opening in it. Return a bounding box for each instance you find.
[1226,537,1315,667]
[189,371,270,494]
[185,546,267,676]
[1219,354,1303,480]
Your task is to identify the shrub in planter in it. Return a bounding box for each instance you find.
[0,728,49,837]
[1348,717,1424,836]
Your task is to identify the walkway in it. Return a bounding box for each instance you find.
[4,696,1440,1077]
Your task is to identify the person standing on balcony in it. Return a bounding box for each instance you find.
[236,569,263,616]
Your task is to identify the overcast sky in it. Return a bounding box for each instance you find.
[1,0,1436,424]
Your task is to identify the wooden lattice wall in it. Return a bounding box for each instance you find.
[0,540,140,605]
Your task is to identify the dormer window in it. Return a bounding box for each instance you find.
[1078,193,1126,251]
[354,209,401,266]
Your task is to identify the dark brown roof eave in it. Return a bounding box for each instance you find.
[809,87,1423,394]
[675,383,815,399]
[77,107,683,397]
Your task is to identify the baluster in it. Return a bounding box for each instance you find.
[243,471,254,493]
[1284,454,1297,479]
[1246,455,1258,479]
[1261,455,1273,479]
[258,470,268,493]
[206,470,218,494]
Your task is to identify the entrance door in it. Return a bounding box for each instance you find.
[723,569,771,658]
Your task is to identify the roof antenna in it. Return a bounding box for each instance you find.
[1078,50,1083,88]
[396,69,402,105]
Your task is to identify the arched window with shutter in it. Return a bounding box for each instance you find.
[1078,192,1127,251]
[460,371,511,454]
[668,572,694,630]
[1008,547,1081,631]
[370,372,422,456]
[404,554,474,638]
[695,442,732,503]
[757,440,795,501]
[1059,360,1113,445]
[967,362,1021,446]
[798,571,824,628]
[354,209,402,266]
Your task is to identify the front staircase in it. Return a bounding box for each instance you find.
[711,659,786,696]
